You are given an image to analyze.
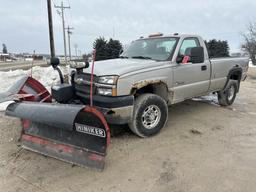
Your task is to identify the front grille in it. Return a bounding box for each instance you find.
[74,73,98,96]
[76,73,98,82]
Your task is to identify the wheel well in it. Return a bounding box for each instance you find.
[225,68,242,92]
[131,82,169,101]
[229,70,242,81]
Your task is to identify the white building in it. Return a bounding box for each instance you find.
[0,52,10,62]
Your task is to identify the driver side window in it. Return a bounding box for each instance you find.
[179,38,200,56]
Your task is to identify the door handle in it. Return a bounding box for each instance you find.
[175,81,185,86]
[201,65,207,71]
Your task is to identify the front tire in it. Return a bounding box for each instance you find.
[128,94,168,137]
[217,80,238,106]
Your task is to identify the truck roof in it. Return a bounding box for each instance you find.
[138,33,202,40]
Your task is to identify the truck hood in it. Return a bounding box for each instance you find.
[83,58,164,77]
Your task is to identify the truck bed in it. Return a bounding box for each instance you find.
[210,57,249,75]
[208,57,249,92]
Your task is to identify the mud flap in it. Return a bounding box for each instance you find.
[6,102,110,171]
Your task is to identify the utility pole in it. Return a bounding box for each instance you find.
[66,26,74,60]
[55,1,70,65]
[47,0,55,58]
[74,44,78,59]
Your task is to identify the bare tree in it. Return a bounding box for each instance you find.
[242,22,256,65]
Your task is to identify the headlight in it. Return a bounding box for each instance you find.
[97,88,113,96]
[97,87,117,96]
[97,76,118,96]
[98,76,118,85]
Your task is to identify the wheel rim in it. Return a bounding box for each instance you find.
[141,105,161,129]
[227,85,235,101]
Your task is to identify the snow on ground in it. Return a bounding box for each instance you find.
[249,60,256,68]
[0,66,66,92]
[0,66,69,111]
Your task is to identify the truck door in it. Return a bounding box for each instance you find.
[172,37,211,102]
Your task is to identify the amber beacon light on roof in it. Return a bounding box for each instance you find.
[148,33,164,38]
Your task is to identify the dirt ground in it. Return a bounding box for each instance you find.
[0,68,256,192]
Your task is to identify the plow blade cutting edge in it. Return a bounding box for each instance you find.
[6,102,110,170]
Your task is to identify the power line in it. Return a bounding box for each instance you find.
[66,26,74,59]
[54,1,70,65]
[65,0,74,30]
[67,0,71,7]
[64,10,70,27]
[51,0,57,7]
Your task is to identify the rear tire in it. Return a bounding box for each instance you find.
[128,94,168,138]
[217,80,238,106]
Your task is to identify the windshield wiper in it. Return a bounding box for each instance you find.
[131,56,152,60]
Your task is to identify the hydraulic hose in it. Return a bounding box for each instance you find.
[90,49,96,107]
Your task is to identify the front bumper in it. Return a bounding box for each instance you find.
[77,94,134,124]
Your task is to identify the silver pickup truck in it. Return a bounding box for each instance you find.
[74,33,249,137]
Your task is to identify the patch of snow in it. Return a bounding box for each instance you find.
[0,101,13,112]
[192,94,220,106]
[249,60,256,68]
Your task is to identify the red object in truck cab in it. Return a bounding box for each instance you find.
[182,56,190,64]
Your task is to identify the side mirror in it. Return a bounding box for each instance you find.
[190,47,204,63]
[50,57,60,68]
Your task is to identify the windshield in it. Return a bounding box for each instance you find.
[120,37,178,61]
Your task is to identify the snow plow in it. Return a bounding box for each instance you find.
[0,56,110,171]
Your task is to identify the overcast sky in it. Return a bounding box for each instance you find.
[0,0,255,55]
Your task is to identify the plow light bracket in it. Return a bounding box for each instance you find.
[50,57,60,68]
[70,59,89,69]
[48,57,64,84]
